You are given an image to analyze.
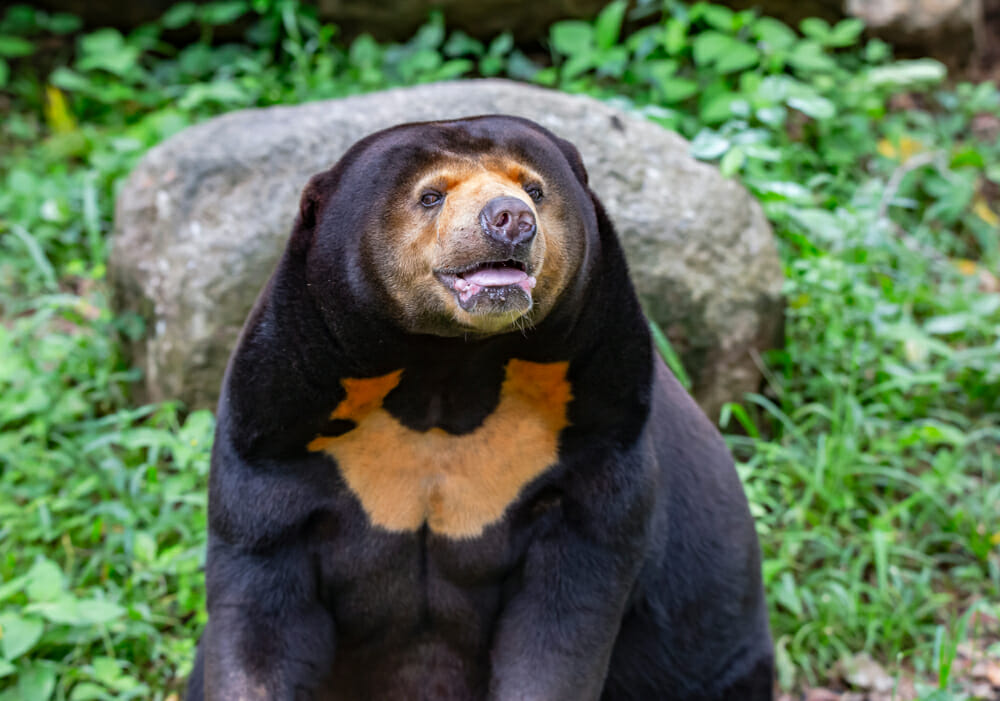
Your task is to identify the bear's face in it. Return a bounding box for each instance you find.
[303,117,593,337]
[376,153,579,335]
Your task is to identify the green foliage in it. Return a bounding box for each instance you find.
[1,0,999,698]
[0,298,213,699]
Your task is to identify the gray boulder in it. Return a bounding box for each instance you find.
[110,79,783,417]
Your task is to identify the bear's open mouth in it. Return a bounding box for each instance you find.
[435,260,537,310]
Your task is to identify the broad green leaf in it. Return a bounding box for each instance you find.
[77,29,140,76]
[134,531,157,564]
[198,1,249,26]
[17,663,57,701]
[28,596,84,625]
[0,614,44,660]
[433,58,473,81]
[742,143,783,161]
[92,657,120,685]
[596,46,629,78]
[753,17,797,51]
[0,35,34,58]
[720,146,746,176]
[532,66,558,86]
[698,4,735,31]
[799,17,831,41]
[715,41,759,73]
[46,13,82,34]
[443,30,483,57]
[75,599,127,625]
[865,38,891,62]
[49,67,92,92]
[689,129,731,160]
[160,2,197,28]
[560,52,594,81]
[693,31,760,73]
[398,47,443,81]
[550,21,593,57]
[479,54,502,77]
[626,25,659,60]
[866,59,946,88]
[0,58,7,88]
[69,683,106,701]
[788,207,842,240]
[349,34,380,68]
[698,91,737,124]
[659,78,698,103]
[755,106,786,127]
[662,18,688,55]
[506,50,541,80]
[912,421,967,447]
[486,32,513,58]
[26,558,64,603]
[787,94,836,120]
[411,11,445,50]
[0,575,28,603]
[787,40,836,73]
[692,31,730,66]
[950,147,985,169]
[27,596,122,627]
[594,0,627,50]
[774,572,803,617]
[177,80,251,109]
[971,293,1000,316]
[728,98,751,118]
[642,59,697,101]
[924,314,969,335]
[828,18,865,46]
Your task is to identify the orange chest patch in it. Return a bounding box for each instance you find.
[307,360,572,538]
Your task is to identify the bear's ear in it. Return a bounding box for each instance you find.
[289,169,339,256]
[552,135,589,187]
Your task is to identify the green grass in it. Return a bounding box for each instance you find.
[1,1,999,698]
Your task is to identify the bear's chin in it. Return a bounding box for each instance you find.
[452,304,534,335]
[407,296,535,338]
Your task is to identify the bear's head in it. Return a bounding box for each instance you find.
[291,116,597,337]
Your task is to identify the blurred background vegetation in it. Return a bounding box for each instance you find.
[0,0,998,699]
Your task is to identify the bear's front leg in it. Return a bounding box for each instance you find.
[193,538,335,701]
[489,465,651,701]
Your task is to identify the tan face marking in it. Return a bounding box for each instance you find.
[370,156,580,336]
[307,360,572,538]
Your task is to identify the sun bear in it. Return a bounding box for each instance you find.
[186,115,774,700]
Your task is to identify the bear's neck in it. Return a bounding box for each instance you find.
[221,238,652,461]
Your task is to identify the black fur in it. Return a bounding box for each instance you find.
[187,116,773,700]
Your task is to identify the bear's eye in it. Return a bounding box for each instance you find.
[524,184,543,202]
[420,191,444,207]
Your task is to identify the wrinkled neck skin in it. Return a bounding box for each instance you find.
[221,206,652,463]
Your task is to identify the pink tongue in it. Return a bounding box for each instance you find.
[463,267,528,286]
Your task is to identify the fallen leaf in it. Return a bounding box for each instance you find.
[987,662,1000,687]
[876,136,924,161]
[954,258,980,276]
[980,270,1000,294]
[973,198,1000,227]
[970,681,996,697]
[878,139,897,159]
[44,85,77,135]
[841,652,895,693]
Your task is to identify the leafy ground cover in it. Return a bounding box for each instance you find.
[1,1,998,698]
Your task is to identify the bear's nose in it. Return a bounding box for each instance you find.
[479,196,536,246]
